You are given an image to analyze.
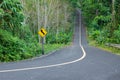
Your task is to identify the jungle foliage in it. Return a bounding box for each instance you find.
[0,0,74,62]
[77,0,120,44]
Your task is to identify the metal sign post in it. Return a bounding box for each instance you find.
[41,37,44,55]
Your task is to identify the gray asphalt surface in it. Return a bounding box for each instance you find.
[0,10,120,80]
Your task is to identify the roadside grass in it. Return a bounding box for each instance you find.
[44,43,68,54]
[88,39,120,55]
[0,43,70,63]
[39,42,71,55]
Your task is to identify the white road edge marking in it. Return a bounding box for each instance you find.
[0,10,86,73]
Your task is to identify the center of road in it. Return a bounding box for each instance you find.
[0,10,86,73]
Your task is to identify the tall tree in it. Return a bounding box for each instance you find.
[112,0,116,30]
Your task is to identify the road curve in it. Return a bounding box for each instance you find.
[0,10,120,80]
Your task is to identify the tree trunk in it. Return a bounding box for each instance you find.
[56,0,59,36]
[111,0,116,37]
[43,0,48,43]
[112,0,116,28]
[37,0,41,43]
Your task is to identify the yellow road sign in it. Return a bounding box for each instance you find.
[38,28,47,37]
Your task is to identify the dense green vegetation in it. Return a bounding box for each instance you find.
[0,0,74,62]
[0,0,42,62]
[78,0,120,44]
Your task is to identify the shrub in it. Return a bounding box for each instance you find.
[90,30,100,40]
[0,29,25,61]
[91,15,111,30]
[46,31,72,44]
[113,26,120,43]
[0,29,41,62]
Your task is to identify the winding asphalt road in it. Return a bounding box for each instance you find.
[0,10,120,80]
